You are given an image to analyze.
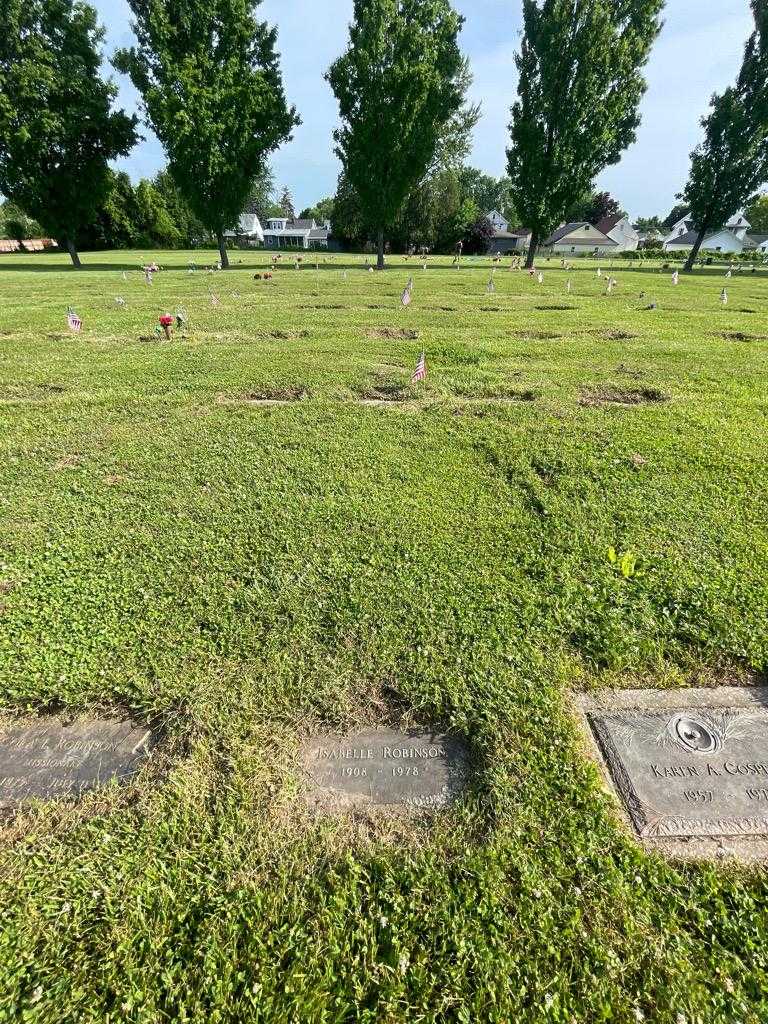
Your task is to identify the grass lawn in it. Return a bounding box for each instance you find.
[0,248,767,1022]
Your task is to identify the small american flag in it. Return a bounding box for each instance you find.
[486,277,495,293]
[411,350,426,383]
[401,286,411,306]
[66,309,82,332]
[210,293,220,307]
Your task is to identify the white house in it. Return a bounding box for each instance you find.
[663,212,752,254]
[595,214,639,251]
[262,217,330,249]
[543,221,618,254]
[487,210,509,233]
[223,211,264,246]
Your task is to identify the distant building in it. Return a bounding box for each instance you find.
[484,210,531,253]
[594,214,639,252]
[662,212,753,254]
[543,221,618,254]
[262,217,331,250]
[223,206,264,247]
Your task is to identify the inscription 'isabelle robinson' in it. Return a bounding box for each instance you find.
[304,730,467,808]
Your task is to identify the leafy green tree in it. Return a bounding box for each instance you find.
[507,0,663,266]
[746,192,768,232]
[327,0,467,269]
[245,165,280,225]
[680,0,768,271]
[456,168,516,221]
[279,185,296,218]
[430,57,481,173]
[115,0,298,268]
[153,170,210,247]
[134,180,182,248]
[79,170,141,249]
[0,200,43,241]
[634,215,663,234]
[0,0,137,267]
[299,197,335,224]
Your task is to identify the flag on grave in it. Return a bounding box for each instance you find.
[401,285,412,306]
[67,310,82,333]
[411,350,427,383]
[210,293,220,307]
[487,277,495,293]
[720,288,728,305]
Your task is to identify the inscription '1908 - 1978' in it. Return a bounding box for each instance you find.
[303,730,467,809]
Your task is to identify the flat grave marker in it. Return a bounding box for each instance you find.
[303,728,468,810]
[0,718,155,807]
[583,689,768,839]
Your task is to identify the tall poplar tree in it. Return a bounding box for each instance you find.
[115,0,298,268]
[507,0,663,267]
[327,0,467,269]
[680,0,768,272]
[0,0,137,268]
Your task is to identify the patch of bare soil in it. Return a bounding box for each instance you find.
[721,331,767,342]
[615,363,645,377]
[357,382,407,403]
[52,454,83,471]
[0,383,66,401]
[513,329,562,340]
[297,304,344,310]
[428,305,458,312]
[535,304,575,311]
[262,329,310,340]
[579,386,669,407]
[365,327,419,340]
[217,387,309,406]
[600,329,639,340]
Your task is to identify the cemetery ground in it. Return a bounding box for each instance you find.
[0,248,767,1022]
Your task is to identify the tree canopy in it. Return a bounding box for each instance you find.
[507,0,663,266]
[0,0,137,267]
[679,0,768,270]
[746,192,768,232]
[327,0,467,268]
[115,0,298,267]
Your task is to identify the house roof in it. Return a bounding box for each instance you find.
[493,227,531,239]
[308,227,329,239]
[595,214,623,235]
[746,233,768,246]
[666,230,699,245]
[544,222,616,245]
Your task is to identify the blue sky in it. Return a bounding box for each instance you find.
[100,0,754,219]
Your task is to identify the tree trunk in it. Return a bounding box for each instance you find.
[683,226,707,272]
[377,229,385,270]
[217,231,230,269]
[64,237,81,269]
[525,230,539,269]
